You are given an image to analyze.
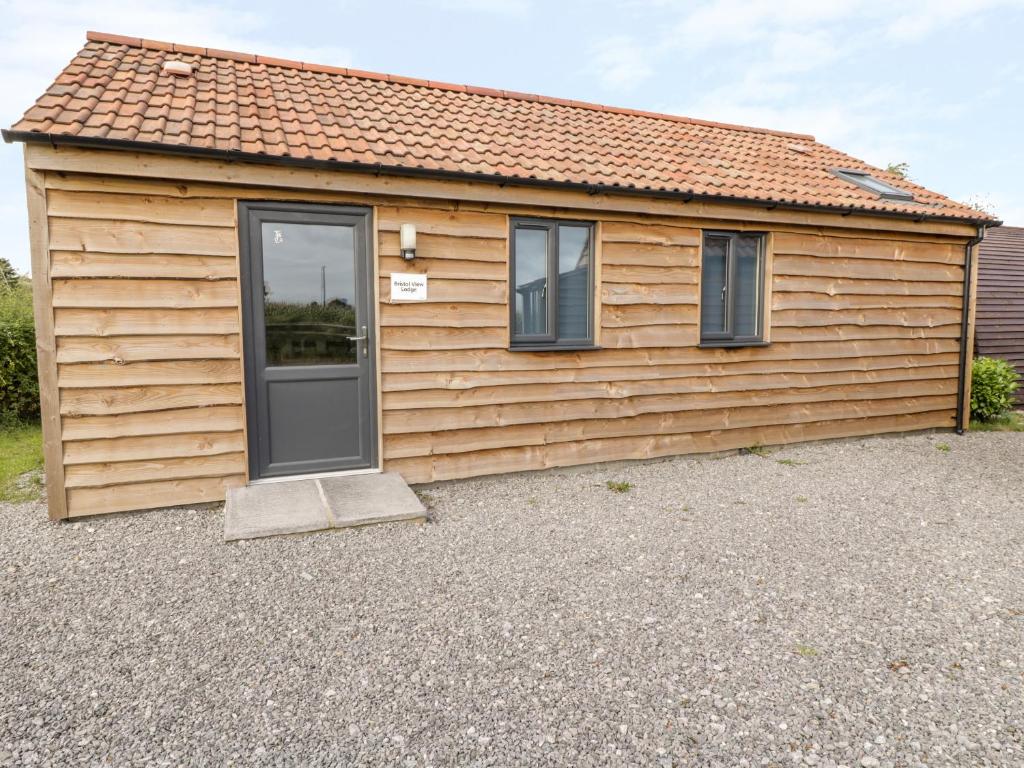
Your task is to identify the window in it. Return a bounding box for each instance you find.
[510,218,594,348]
[700,231,766,347]
[832,168,914,201]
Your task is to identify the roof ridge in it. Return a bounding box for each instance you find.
[84,30,816,142]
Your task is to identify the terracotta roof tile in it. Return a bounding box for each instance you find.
[7,31,994,222]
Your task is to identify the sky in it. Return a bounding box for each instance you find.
[1,0,1023,274]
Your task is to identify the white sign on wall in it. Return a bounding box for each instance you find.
[391,273,428,301]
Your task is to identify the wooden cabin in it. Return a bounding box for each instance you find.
[4,31,998,520]
[975,226,1024,403]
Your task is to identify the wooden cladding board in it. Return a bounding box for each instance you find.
[43,170,970,515]
[45,179,246,516]
[376,207,967,483]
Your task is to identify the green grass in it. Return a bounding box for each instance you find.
[936,442,951,453]
[776,458,806,467]
[606,480,633,493]
[0,422,44,502]
[970,412,1024,432]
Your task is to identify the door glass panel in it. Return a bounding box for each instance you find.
[557,225,591,340]
[261,222,357,366]
[701,237,728,335]
[734,235,761,337]
[514,227,549,336]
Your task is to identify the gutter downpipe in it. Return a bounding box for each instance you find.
[955,224,988,434]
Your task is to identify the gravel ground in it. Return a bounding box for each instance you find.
[1,431,1023,767]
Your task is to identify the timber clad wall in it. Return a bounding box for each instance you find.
[381,219,962,483]
[45,179,247,517]
[34,149,969,516]
[975,226,1024,404]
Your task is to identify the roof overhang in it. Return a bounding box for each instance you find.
[3,128,1001,229]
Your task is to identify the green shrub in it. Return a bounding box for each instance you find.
[0,274,39,425]
[970,357,1020,422]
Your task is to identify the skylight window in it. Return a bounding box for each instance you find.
[832,168,914,202]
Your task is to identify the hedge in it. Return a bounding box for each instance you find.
[0,276,39,425]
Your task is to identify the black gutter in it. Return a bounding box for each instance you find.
[1,129,1001,228]
[955,224,989,434]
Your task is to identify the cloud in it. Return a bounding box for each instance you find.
[762,29,841,76]
[427,0,531,14]
[968,187,1024,226]
[663,0,859,55]
[884,0,1024,41]
[990,198,1024,226]
[641,0,1024,90]
[588,35,654,90]
[658,0,1024,53]
[641,0,1021,163]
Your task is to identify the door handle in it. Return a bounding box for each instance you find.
[348,326,369,356]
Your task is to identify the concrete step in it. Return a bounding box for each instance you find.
[224,471,426,541]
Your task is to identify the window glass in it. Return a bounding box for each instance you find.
[857,175,895,194]
[733,235,761,338]
[700,237,728,335]
[510,219,594,347]
[261,222,357,366]
[557,225,591,340]
[700,231,765,345]
[834,169,913,201]
[513,227,549,337]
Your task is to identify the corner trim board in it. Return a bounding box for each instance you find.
[23,158,68,520]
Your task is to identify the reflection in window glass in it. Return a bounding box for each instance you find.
[700,237,728,335]
[514,227,549,337]
[557,226,591,340]
[261,222,357,366]
[733,235,761,338]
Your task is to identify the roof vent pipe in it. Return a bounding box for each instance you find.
[162,60,193,77]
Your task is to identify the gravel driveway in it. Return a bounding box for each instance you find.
[2,431,1022,767]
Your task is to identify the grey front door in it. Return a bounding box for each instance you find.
[240,202,377,480]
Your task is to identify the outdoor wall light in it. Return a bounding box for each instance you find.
[400,223,417,260]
